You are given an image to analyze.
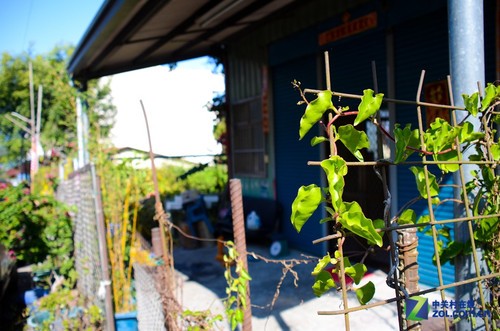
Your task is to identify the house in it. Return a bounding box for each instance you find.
[67,0,498,289]
[112,146,200,169]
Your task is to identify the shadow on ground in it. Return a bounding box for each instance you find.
[172,242,405,331]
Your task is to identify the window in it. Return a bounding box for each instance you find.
[232,97,266,177]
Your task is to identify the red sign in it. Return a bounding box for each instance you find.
[424,80,451,127]
[319,12,378,46]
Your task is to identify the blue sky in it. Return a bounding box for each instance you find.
[0,0,104,55]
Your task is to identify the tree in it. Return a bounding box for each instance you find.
[0,45,116,165]
[205,93,227,161]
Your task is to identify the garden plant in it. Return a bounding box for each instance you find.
[290,62,499,329]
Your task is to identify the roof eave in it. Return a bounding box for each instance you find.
[67,0,140,82]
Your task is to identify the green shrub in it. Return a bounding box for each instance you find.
[0,184,74,276]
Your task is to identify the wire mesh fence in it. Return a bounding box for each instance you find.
[134,263,167,331]
[56,164,114,329]
[57,165,103,306]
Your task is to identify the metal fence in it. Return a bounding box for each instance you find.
[57,165,102,304]
[56,164,114,330]
[134,263,167,331]
[57,164,168,330]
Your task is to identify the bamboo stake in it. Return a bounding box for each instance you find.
[126,185,140,290]
[414,70,450,331]
[140,100,180,331]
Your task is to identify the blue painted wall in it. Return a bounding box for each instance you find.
[265,0,497,278]
[391,6,455,288]
[272,55,325,255]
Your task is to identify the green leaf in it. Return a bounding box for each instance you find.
[416,215,430,226]
[394,124,420,163]
[319,217,332,224]
[239,268,252,281]
[437,240,465,266]
[398,209,416,225]
[235,309,244,323]
[239,291,247,309]
[230,312,239,330]
[325,206,335,215]
[312,254,336,276]
[238,284,247,301]
[459,121,484,144]
[490,143,500,161]
[345,263,367,284]
[424,118,469,172]
[312,270,335,297]
[471,188,484,217]
[436,226,451,241]
[480,83,497,112]
[299,90,334,140]
[433,149,459,173]
[481,167,496,187]
[290,184,323,233]
[321,156,348,211]
[340,254,352,269]
[353,89,384,126]
[373,218,385,230]
[311,136,329,146]
[355,281,375,305]
[409,166,439,198]
[474,217,499,242]
[337,125,370,161]
[424,118,458,153]
[463,92,479,116]
[338,201,383,247]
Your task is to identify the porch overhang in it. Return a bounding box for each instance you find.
[68,0,298,82]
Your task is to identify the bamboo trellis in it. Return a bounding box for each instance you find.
[306,52,499,331]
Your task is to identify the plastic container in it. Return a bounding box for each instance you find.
[24,287,49,306]
[115,311,138,331]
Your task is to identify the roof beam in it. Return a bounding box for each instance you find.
[87,0,171,75]
[170,0,271,60]
[133,0,221,64]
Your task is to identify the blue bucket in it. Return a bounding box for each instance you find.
[115,311,138,331]
[24,287,49,306]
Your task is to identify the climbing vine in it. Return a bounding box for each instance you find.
[290,77,499,321]
[222,240,252,330]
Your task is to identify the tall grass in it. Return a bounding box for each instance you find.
[96,151,143,313]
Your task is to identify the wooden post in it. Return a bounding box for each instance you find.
[91,164,116,331]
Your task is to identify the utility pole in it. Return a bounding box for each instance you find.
[5,62,43,187]
[29,62,38,183]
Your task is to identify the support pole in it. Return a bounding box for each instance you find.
[401,228,420,330]
[448,1,488,330]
